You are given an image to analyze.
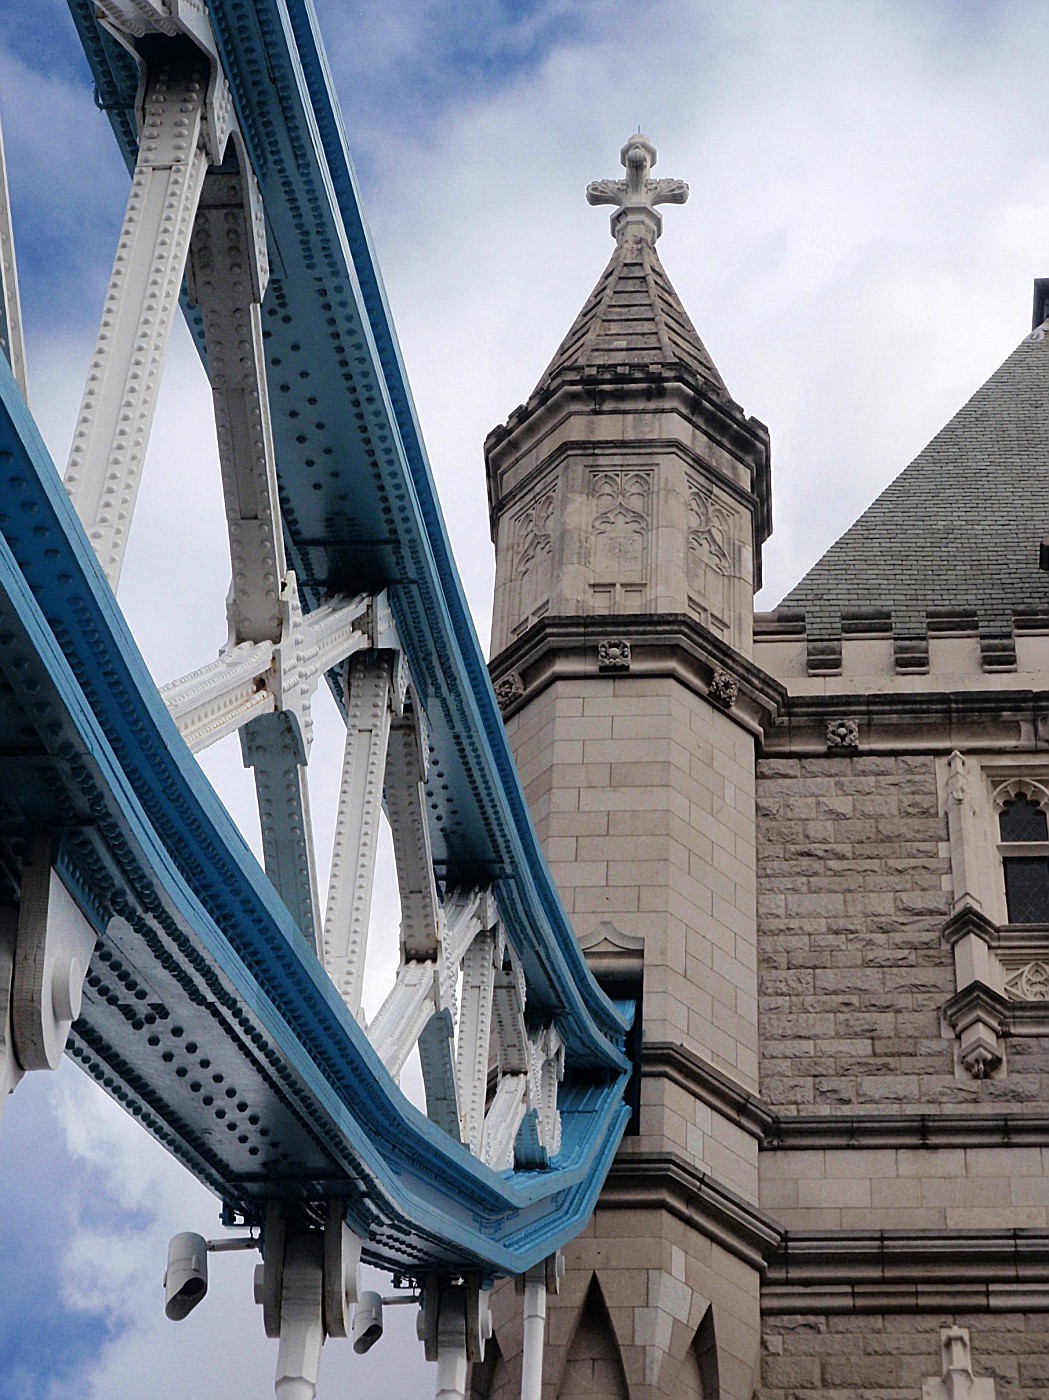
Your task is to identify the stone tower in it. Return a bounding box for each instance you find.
[474,136,1049,1400]
[475,135,776,1400]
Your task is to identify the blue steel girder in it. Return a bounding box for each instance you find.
[64,0,626,1066]
[0,354,628,1274]
[0,0,635,1278]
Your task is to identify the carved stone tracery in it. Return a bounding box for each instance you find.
[687,484,732,578]
[597,638,631,672]
[493,672,525,714]
[826,717,860,751]
[511,486,556,636]
[590,469,650,585]
[1003,960,1049,1001]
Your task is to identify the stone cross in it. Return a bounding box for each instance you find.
[586,133,688,244]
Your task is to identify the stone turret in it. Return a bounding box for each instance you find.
[486,133,770,662]
[476,138,780,1400]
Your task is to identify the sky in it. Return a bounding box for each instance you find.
[3,0,1049,1396]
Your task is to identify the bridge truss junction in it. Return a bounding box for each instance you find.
[0,2,633,1397]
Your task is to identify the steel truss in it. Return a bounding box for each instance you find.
[0,2,629,1397]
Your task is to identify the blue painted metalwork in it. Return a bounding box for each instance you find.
[0,0,633,1277]
[0,351,629,1272]
[66,0,627,1066]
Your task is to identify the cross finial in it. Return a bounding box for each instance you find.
[586,134,688,245]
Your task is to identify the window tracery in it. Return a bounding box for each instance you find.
[993,781,1049,926]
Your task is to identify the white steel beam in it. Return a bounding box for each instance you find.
[188,162,283,644]
[241,713,321,948]
[0,111,27,399]
[272,579,370,759]
[65,53,212,588]
[418,1008,461,1140]
[322,652,395,1018]
[385,705,440,962]
[480,1073,528,1171]
[159,592,369,755]
[0,909,22,1122]
[160,639,275,752]
[367,960,438,1077]
[491,944,528,1074]
[456,929,498,1155]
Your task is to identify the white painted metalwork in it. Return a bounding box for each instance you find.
[518,1252,563,1400]
[0,836,99,1122]
[64,52,213,588]
[422,1282,492,1400]
[159,588,369,753]
[6,5,578,1393]
[457,926,499,1154]
[51,0,571,1209]
[11,835,98,1072]
[0,910,21,1120]
[520,1275,547,1400]
[323,650,398,1014]
[0,110,27,399]
[161,639,276,750]
[386,702,441,962]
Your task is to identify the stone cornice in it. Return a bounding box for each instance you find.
[764,1111,1049,1150]
[603,1150,782,1270]
[490,612,786,737]
[486,370,768,485]
[762,687,1049,754]
[763,1228,1049,1314]
[642,1040,774,1142]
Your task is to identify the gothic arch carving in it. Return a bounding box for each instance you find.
[666,1309,719,1400]
[511,485,557,634]
[992,777,1049,812]
[686,483,732,578]
[555,1275,629,1399]
[589,469,651,583]
[685,478,747,642]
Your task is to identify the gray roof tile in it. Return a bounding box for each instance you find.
[779,322,1049,639]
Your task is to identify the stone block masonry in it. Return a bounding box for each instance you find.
[757,753,1049,1113]
[759,1312,1049,1398]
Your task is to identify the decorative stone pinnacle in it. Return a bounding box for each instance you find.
[586,133,688,244]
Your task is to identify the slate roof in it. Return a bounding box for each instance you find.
[531,233,729,398]
[779,319,1049,653]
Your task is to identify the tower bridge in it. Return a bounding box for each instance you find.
[0,2,630,1396]
[7,6,1049,1400]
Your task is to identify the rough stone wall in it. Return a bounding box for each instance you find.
[756,752,1049,1113]
[759,1312,1049,1397]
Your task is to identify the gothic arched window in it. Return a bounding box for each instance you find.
[998,788,1049,924]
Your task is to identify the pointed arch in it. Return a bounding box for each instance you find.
[662,1306,720,1400]
[471,1332,514,1400]
[556,1275,629,1399]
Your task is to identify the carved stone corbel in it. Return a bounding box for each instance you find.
[921,1327,996,1400]
[941,906,1006,1077]
[943,983,1008,1080]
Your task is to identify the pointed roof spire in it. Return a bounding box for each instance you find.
[586,132,689,245]
[522,135,728,403]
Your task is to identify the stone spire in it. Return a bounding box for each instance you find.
[523,136,728,403]
[485,135,770,658]
[586,132,689,245]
